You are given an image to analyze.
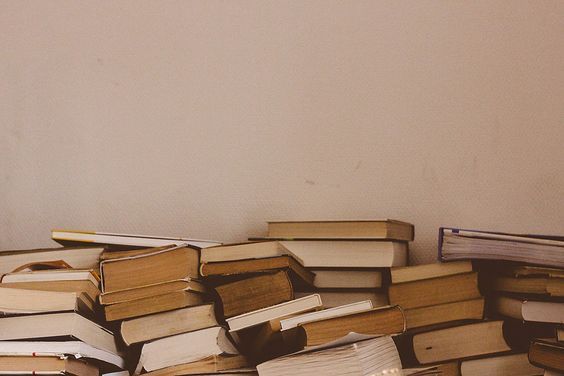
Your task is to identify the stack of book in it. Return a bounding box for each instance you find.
[0,245,125,375]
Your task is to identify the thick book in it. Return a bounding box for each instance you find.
[460,353,542,376]
[140,355,250,376]
[388,272,481,310]
[121,303,218,345]
[0,341,125,369]
[404,297,484,330]
[294,290,388,308]
[528,339,564,372]
[200,256,314,288]
[200,242,288,263]
[412,321,511,364]
[0,312,120,356]
[100,246,200,293]
[226,294,322,332]
[215,271,293,318]
[0,355,99,376]
[256,335,402,376]
[0,287,94,315]
[280,300,373,331]
[51,229,221,249]
[0,246,103,276]
[99,278,206,305]
[264,219,414,241]
[293,305,405,347]
[391,261,473,284]
[490,276,564,297]
[493,296,564,324]
[310,269,383,288]
[439,228,564,268]
[273,241,407,268]
[135,326,238,373]
[104,289,205,321]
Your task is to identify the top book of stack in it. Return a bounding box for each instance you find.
[255,220,414,241]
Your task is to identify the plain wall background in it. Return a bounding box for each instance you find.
[1,1,563,263]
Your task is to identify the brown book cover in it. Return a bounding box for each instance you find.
[405,298,484,330]
[0,356,99,376]
[528,339,564,372]
[99,279,206,305]
[201,255,314,288]
[388,272,481,309]
[140,355,250,376]
[215,271,294,318]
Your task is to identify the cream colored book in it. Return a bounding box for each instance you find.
[295,290,388,308]
[460,353,542,376]
[391,261,472,284]
[493,296,564,324]
[279,300,373,331]
[0,287,94,315]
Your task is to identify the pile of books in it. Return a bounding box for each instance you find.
[0,222,562,376]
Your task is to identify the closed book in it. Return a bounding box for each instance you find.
[391,261,472,284]
[493,296,564,324]
[280,300,373,331]
[200,242,287,263]
[265,219,414,241]
[528,339,564,372]
[438,228,564,268]
[99,279,206,305]
[200,256,314,288]
[140,355,250,376]
[100,246,199,293]
[412,321,511,364]
[294,290,389,308]
[404,298,485,329]
[294,305,405,347]
[104,290,205,321]
[215,271,293,318]
[136,326,238,373]
[460,353,542,376]
[0,287,94,315]
[121,304,218,346]
[311,269,383,289]
[0,355,99,376]
[0,247,103,276]
[388,272,481,310]
[51,229,221,249]
[490,276,564,297]
[1,280,101,303]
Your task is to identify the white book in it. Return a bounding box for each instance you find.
[494,296,564,324]
[294,290,389,308]
[461,353,542,376]
[2,269,99,286]
[0,341,125,368]
[226,294,323,332]
[52,229,221,249]
[0,287,93,315]
[279,300,374,331]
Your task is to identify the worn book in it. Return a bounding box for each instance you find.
[100,246,200,293]
[121,303,218,345]
[99,278,205,305]
[104,289,205,321]
[140,355,250,376]
[264,219,414,241]
[310,269,383,288]
[391,261,473,284]
[528,339,564,372]
[404,298,484,330]
[493,296,564,324]
[439,228,564,268]
[388,272,481,309]
[215,271,293,318]
[0,355,99,376]
[460,353,542,376]
[279,300,373,331]
[294,290,388,308]
[135,326,238,373]
[52,229,221,249]
[0,246,103,276]
[0,287,94,315]
[200,242,288,263]
[490,275,564,297]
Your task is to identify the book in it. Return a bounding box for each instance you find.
[140,355,250,376]
[310,269,383,288]
[279,300,373,331]
[528,339,564,372]
[1,268,101,302]
[439,228,564,268]
[293,305,405,347]
[404,298,485,329]
[0,355,99,376]
[104,289,205,321]
[215,271,293,318]
[200,242,287,263]
[491,276,564,297]
[0,341,125,369]
[0,312,120,356]
[99,278,206,305]
[294,290,388,308]
[256,335,402,376]
[200,256,314,288]
[412,321,511,364]
[0,246,103,276]
[493,296,564,324]
[121,303,218,346]
[52,229,221,249]
[388,272,481,309]
[264,219,414,241]
[100,246,199,293]
[558,327,563,342]
[226,294,322,332]
[404,363,460,376]
[0,287,94,315]
[460,353,542,376]
[135,326,238,373]
[391,261,473,284]
[277,241,407,268]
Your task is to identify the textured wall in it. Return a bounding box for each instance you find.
[1,1,563,263]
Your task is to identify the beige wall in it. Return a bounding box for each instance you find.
[1,1,563,263]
